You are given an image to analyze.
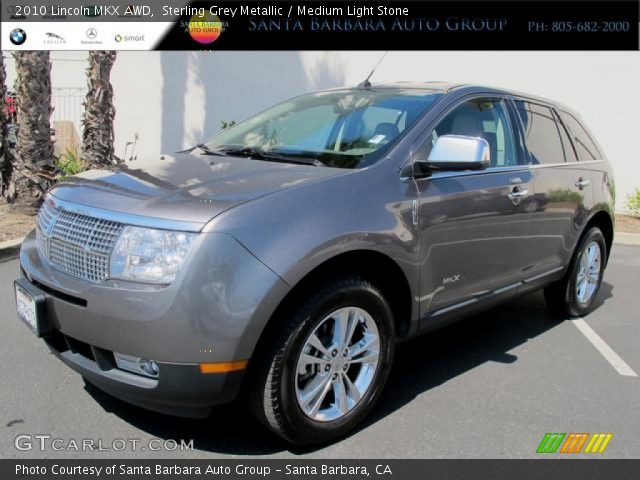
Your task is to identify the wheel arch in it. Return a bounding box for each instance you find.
[584,209,614,263]
[245,249,414,375]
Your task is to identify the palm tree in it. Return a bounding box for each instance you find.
[5,52,56,212]
[0,53,11,200]
[82,51,117,167]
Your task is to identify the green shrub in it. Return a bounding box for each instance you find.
[56,147,86,180]
[626,188,640,217]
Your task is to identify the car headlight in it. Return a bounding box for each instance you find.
[110,226,197,284]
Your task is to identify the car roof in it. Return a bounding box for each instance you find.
[327,82,578,117]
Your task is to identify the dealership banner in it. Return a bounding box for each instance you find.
[0,0,638,50]
[2,459,640,479]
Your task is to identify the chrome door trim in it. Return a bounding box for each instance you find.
[431,298,478,317]
[523,266,564,284]
[429,266,564,317]
[409,159,604,183]
[493,281,522,294]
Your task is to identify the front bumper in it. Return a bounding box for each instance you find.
[40,316,243,418]
[17,230,289,417]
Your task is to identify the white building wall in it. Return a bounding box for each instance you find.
[4,51,640,209]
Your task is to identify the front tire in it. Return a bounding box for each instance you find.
[249,277,395,445]
[544,227,607,318]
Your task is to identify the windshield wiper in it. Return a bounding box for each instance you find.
[219,146,324,166]
[195,143,228,156]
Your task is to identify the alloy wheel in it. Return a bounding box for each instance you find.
[295,307,380,422]
[576,241,601,304]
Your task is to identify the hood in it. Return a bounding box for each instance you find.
[49,152,346,227]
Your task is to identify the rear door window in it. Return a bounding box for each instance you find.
[514,101,566,165]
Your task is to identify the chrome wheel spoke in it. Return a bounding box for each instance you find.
[577,287,586,303]
[298,353,329,368]
[332,376,349,415]
[342,372,362,403]
[587,246,599,268]
[332,308,356,350]
[348,352,379,365]
[299,373,332,416]
[348,334,379,359]
[580,252,589,271]
[307,333,331,358]
[344,311,360,350]
[331,309,349,349]
[577,276,587,291]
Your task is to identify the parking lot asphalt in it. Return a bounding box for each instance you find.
[1,246,638,459]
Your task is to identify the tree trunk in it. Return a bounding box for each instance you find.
[0,53,11,201]
[82,51,117,168]
[6,51,56,213]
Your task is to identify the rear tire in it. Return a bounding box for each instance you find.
[249,276,395,445]
[544,227,606,318]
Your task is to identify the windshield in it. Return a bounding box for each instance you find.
[206,89,442,169]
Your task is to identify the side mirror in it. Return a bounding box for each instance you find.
[428,134,490,170]
[412,135,490,176]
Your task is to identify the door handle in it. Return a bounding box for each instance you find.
[575,178,590,190]
[508,177,523,185]
[508,187,529,205]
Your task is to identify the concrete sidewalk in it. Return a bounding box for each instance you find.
[615,232,640,246]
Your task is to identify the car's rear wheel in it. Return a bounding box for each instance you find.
[249,277,395,445]
[544,226,607,318]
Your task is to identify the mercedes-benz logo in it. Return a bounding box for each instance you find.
[86,28,97,40]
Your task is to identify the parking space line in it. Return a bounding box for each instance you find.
[572,318,638,377]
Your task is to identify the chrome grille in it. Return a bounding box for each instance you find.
[36,200,125,282]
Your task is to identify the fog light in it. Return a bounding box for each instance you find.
[139,358,159,377]
[114,352,159,378]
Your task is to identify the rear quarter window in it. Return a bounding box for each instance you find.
[559,111,602,161]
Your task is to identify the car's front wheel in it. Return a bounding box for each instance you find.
[249,277,395,445]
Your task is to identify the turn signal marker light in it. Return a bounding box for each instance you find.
[199,360,248,374]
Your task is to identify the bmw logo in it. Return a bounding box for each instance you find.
[10,28,26,45]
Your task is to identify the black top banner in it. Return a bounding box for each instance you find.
[155,1,640,50]
[1,1,639,50]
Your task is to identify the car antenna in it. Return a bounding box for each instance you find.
[358,51,388,89]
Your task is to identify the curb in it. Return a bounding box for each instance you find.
[614,232,640,246]
[0,237,24,263]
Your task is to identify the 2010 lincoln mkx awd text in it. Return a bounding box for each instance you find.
[15,83,615,444]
